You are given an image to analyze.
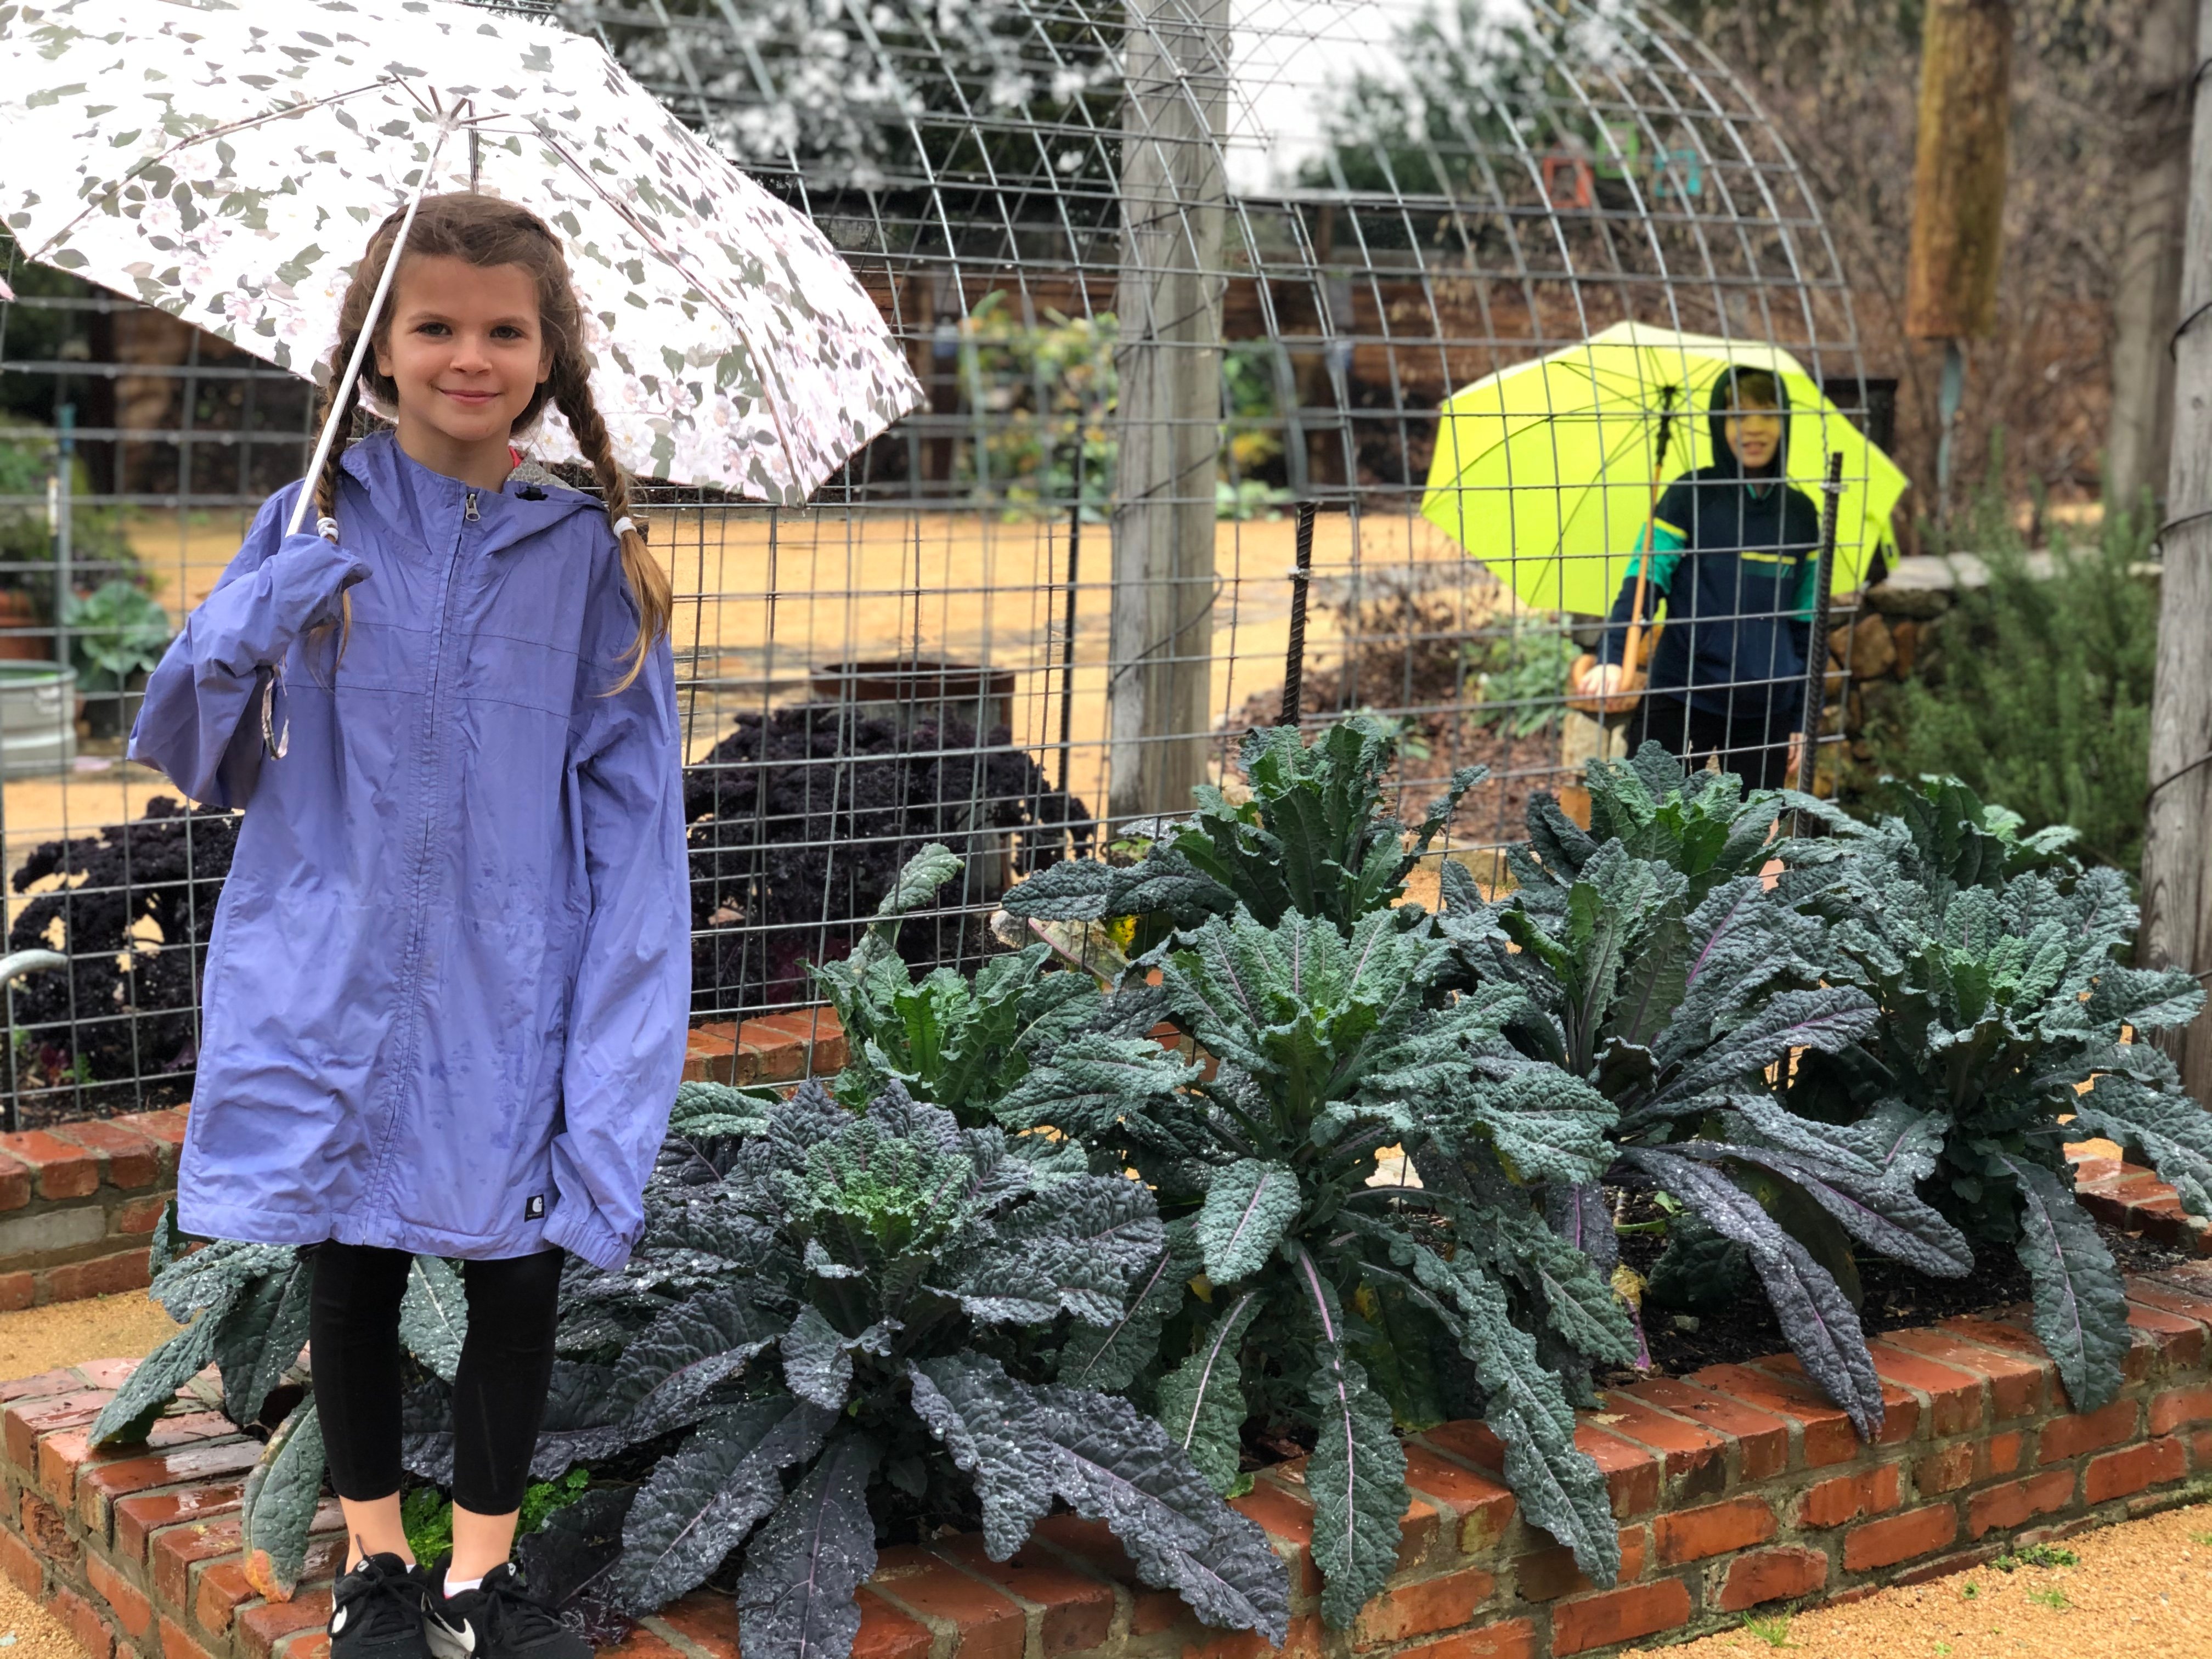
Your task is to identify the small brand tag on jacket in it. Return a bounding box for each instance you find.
[526,1194,546,1220]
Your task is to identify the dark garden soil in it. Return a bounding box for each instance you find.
[1601,1185,2196,1388]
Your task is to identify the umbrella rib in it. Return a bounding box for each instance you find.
[525,116,804,496]
[30,76,410,264]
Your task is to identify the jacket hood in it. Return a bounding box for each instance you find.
[1704,365,1791,483]
[338,428,611,559]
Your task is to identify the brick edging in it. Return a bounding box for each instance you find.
[0,1110,188,1311]
[5,1262,2210,1659]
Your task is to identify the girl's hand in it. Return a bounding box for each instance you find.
[1570,659,1640,716]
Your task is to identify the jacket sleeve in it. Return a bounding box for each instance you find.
[1597,521,1685,667]
[544,567,690,1272]
[126,486,369,808]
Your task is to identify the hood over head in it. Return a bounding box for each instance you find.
[1704,364,1790,483]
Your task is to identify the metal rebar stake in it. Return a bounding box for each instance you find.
[1280,500,1316,728]
[1059,494,1080,797]
[1797,451,1847,808]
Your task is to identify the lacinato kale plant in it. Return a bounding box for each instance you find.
[1002,716,1482,947]
[528,1081,1287,1659]
[1444,754,1974,1438]
[1006,904,1626,1623]
[1776,775,2211,1410]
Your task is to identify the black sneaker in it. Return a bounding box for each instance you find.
[329,1554,437,1659]
[426,1563,590,1659]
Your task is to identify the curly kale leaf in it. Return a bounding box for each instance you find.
[1155,1290,1263,1492]
[1058,1223,1200,1392]
[736,1434,882,1659]
[2002,1155,2130,1410]
[1196,1160,1301,1283]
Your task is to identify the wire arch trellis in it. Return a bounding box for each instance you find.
[0,0,1890,1126]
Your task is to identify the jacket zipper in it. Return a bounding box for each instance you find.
[366,489,473,1209]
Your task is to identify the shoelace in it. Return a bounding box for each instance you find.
[469,1570,569,1646]
[334,1556,427,1645]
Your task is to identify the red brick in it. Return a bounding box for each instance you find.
[1716,1545,1828,1610]
[2193,1426,2212,1471]
[1401,1443,1517,1556]
[0,1130,101,1199]
[1025,1515,1183,1635]
[745,1008,848,1074]
[0,1525,42,1596]
[87,1551,155,1639]
[1686,1364,1859,1466]
[1751,1356,1920,1446]
[1589,1393,1729,1499]
[0,1273,32,1312]
[2126,1279,2212,1334]
[1397,1494,1442,1571]
[238,1590,332,1659]
[277,1639,330,1659]
[1915,1441,1977,1496]
[1940,1317,2067,1397]
[1894,1547,2000,1587]
[74,1363,140,1392]
[52,1121,163,1189]
[0,1150,32,1209]
[22,1489,77,1562]
[1985,1430,2024,1476]
[1549,1578,1693,1656]
[1575,1426,1661,1518]
[54,1584,116,1659]
[652,1592,742,1654]
[41,1429,100,1503]
[681,1025,737,1085]
[1883,1328,2047,1419]
[596,1622,685,1659]
[1611,1378,1790,1480]
[931,1534,1116,1656]
[1654,1495,1776,1565]
[1866,1342,1984,1436]
[47,1251,153,1303]
[871,1544,1026,1659]
[195,1559,255,1635]
[126,1111,189,1171]
[115,1197,170,1237]
[1967,1469,2076,1538]
[2151,1384,2212,1435]
[2,1369,97,1404]
[154,1520,243,1608]
[2084,1436,2187,1503]
[852,1590,933,1659]
[6,1390,114,1472]
[1351,1564,1497,1648]
[1512,1527,1647,1601]
[114,1485,245,1562]
[1392,1624,1537,1659]
[1228,1479,1321,1598]
[1842,1504,1957,1571]
[2127,1301,2207,1369]
[158,1616,221,1659]
[78,1440,261,1534]
[2037,1400,2141,1464]
[1797,1464,1900,1528]
[1177,1613,1325,1659]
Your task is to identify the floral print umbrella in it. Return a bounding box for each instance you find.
[0,0,924,504]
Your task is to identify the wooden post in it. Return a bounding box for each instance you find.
[1109,0,1229,824]
[2143,0,2212,1101]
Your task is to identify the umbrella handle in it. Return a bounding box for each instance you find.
[1616,406,1676,682]
[285,120,459,539]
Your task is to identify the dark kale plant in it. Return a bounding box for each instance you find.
[686,704,1090,1014]
[1002,716,1482,948]
[523,1081,1288,1659]
[1006,905,1626,1623]
[1775,775,2211,1410]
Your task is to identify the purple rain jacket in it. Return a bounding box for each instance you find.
[129,430,689,1272]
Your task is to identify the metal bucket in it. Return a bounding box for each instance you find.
[0,662,77,777]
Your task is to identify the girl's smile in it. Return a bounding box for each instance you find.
[374,253,551,488]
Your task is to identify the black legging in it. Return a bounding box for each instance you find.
[310,1242,564,1515]
[1630,692,1797,792]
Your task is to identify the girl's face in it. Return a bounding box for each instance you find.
[1725,399,1784,472]
[374,255,551,485]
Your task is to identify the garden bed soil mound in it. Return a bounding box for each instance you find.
[1605,1186,2197,1386]
[1623,1498,2212,1659]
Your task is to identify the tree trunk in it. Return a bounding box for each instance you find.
[1109,0,1228,825]
[2106,0,2196,517]
[1904,0,2013,340]
[2141,0,2212,1101]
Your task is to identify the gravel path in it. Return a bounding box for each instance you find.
[0,1293,176,1659]
[1626,1500,2212,1659]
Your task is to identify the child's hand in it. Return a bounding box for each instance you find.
[1570,659,1640,716]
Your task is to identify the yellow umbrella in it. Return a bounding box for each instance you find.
[1419,321,1911,616]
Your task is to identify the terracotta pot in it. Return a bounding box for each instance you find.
[0,590,50,662]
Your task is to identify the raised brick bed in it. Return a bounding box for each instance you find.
[0,1110,187,1310]
[5,1262,2209,1659]
[680,1009,845,1088]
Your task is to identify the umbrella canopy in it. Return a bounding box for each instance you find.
[1419,321,1910,616]
[0,0,923,504]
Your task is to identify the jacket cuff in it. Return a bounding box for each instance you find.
[270,532,371,633]
[543,1197,633,1273]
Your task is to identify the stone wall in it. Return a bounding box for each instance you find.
[2,1259,2208,1659]
[0,1111,186,1310]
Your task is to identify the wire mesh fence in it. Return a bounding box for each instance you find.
[0,0,1894,1128]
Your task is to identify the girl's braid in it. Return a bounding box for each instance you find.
[548,352,671,692]
[306,364,363,674]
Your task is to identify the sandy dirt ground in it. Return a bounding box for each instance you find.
[0,1293,177,1659]
[1624,1499,2212,1659]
